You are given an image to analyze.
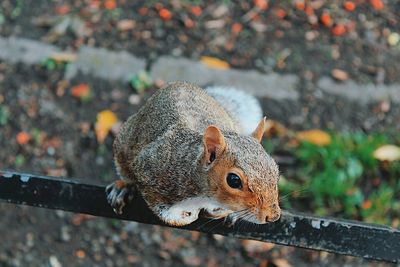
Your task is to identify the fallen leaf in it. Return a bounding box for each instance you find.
[294,0,305,11]
[264,120,287,137]
[343,1,356,11]
[126,255,140,264]
[373,145,400,161]
[95,110,118,143]
[331,68,348,81]
[191,6,202,17]
[305,6,315,16]
[16,132,31,145]
[332,24,346,36]
[183,256,202,266]
[242,240,274,254]
[50,52,78,63]
[75,250,86,259]
[320,12,332,27]
[104,0,117,10]
[275,8,287,19]
[184,18,194,28]
[138,7,149,16]
[46,168,67,177]
[362,200,372,210]
[254,0,269,10]
[272,259,293,267]
[200,56,230,70]
[370,0,384,10]
[204,19,225,29]
[159,8,172,21]
[117,19,136,31]
[296,129,331,146]
[72,214,95,225]
[231,22,243,35]
[190,231,200,241]
[71,83,91,101]
[55,5,71,15]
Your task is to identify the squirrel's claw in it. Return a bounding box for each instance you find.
[106,180,134,215]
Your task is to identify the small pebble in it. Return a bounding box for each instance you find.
[128,94,141,105]
[60,226,71,242]
[388,32,400,46]
[47,146,56,156]
[331,68,349,81]
[49,256,62,267]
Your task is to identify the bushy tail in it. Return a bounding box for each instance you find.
[205,86,263,135]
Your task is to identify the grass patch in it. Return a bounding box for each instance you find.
[273,131,400,227]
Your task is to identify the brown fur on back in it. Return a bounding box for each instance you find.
[114,82,239,206]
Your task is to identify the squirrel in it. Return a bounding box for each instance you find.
[106,81,281,226]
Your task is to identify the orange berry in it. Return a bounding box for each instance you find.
[16,132,31,145]
[343,1,356,11]
[159,8,172,21]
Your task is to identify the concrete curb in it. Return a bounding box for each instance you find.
[150,56,299,101]
[0,36,399,105]
[64,46,146,82]
[318,77,400,104]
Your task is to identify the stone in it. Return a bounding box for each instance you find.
[0,37,60,64]
[318,77,400,104]
[65,46,146,82]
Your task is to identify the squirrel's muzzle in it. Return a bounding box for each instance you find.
[263,203,281,223]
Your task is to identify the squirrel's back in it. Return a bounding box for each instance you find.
[113,81,241,177]
[138,81,240,137]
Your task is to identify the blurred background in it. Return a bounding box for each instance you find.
[0,0,399,266]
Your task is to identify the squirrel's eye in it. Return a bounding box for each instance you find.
[226,173,242,189]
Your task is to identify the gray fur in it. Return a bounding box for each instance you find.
[113,81,279,222]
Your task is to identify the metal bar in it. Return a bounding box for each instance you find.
[0,170,399,263]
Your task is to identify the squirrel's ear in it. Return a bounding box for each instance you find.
[203,125,226,164]
[252,117,267,143]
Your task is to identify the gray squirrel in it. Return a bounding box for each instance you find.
[106,81,281,226]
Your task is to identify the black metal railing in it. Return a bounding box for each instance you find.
[0,171,399,263]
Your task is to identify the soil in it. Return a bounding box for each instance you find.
[1,0,400,84]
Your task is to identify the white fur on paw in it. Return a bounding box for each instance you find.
[156,196,232,226]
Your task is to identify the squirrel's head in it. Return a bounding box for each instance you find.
[201,117,281,224]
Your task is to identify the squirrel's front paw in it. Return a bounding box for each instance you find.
[105,180,135,214]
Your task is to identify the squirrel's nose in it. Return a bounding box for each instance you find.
[265,204,281,222]
[266,213,280,222]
